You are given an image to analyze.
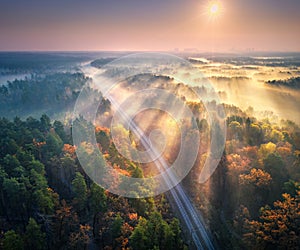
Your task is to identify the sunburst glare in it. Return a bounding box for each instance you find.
[205,1,223,20]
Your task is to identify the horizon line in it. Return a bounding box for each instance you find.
[1,49,300,54]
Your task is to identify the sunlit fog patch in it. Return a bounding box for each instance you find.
[188,54,300,123]
[73,53,226,197]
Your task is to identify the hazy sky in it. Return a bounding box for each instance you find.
[0,0,299,52]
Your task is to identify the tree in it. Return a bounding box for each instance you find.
[111,213,124,240]
[247,123,263,145]
[54,120,67,143]
[283,180,300,196]
[168,218,184,250]
[239,168,272,188]
[90,182,107,237]
[244,192,300,249]
[3,230,23,250]
[40,114,51,132]
[3,177,27,220]
[72,172,88,212]
[233,205,250,236]
[130,217,148,250]
[129,212,184,250]
[26,116,41,131]
[69,224,91,250]
[263,153,288,191]
[95,126,111,153]
[29,168,54,214]
[2,154,22,177]
[0,166,8,216]
[239,168,272,216]
[29,159,45,175]
[90,182,107,214]
[258,142,276,160]
[54,200,79,247]
[43,131,63,158]
[24,218,46,250]
[0,138,18,157]
[228,121,243,140]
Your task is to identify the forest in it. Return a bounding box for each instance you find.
[1,103,299,249]
[0,73,89,118]
[184,103,300,249]
[0,115,185,249]
[0,52,300,249]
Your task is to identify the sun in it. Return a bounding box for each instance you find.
[210,3,219,15]
[206,1,222,18]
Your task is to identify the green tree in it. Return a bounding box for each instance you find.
[3,177,27,220]
[43,131,63,158]
[0,138,18,157]
[111,213,124,239]
[90,182,107,214]
[90,182,107,237]
[72,172,88,212]
[169,218,184,249]
[248,123,263,145]
[54,120,67,143]
[2,154,22,177]
[96,128,111,153]
[130,217,148,250]
[3,230,23,250]
[40,114,51,132]
[130,212,184,250]
[263,153,288,189]
[29,159,45,175]
[29,168,54,214]
[283,180,300,196]
[24,218,46,250]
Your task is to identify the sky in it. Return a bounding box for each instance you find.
[0,0,299,52]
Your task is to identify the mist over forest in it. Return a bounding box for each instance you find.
[0,52,300,250]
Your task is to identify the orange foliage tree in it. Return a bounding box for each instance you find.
[243,192,300,249]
